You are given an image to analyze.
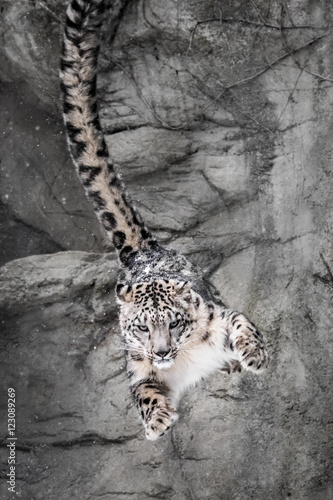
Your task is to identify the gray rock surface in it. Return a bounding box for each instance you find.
[1,0,333,499]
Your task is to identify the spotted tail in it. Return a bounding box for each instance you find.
[60,0,157,267]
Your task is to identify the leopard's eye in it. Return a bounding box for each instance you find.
[169,319,180,329]
[138,325,149,332]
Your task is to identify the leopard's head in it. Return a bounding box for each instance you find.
[116,279,208,369]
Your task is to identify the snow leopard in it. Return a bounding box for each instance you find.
[60,0,268,440]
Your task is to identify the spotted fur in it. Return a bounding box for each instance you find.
[61,0,268,441]
[60,0,157,266]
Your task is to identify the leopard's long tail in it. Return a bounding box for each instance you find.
[60,0,158,267]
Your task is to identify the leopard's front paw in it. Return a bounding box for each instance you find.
[141,395,178,441]
[220,360,242,374]
[231,318,268,373]
[236,334,268,372]
[145,409,178,441]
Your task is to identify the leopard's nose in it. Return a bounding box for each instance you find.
[154,348,171,359]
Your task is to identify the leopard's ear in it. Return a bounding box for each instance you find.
[116,284,133,303]
[174,281,189,292]
[174,281,201,308]
[174,281,193,303]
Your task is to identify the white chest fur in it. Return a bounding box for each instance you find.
[159,327,239,405]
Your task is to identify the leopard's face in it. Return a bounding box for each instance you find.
[117,280,207,369]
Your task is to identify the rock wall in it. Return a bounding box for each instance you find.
[1,0,333,499]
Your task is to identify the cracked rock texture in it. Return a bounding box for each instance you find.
[1,0,333,499]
